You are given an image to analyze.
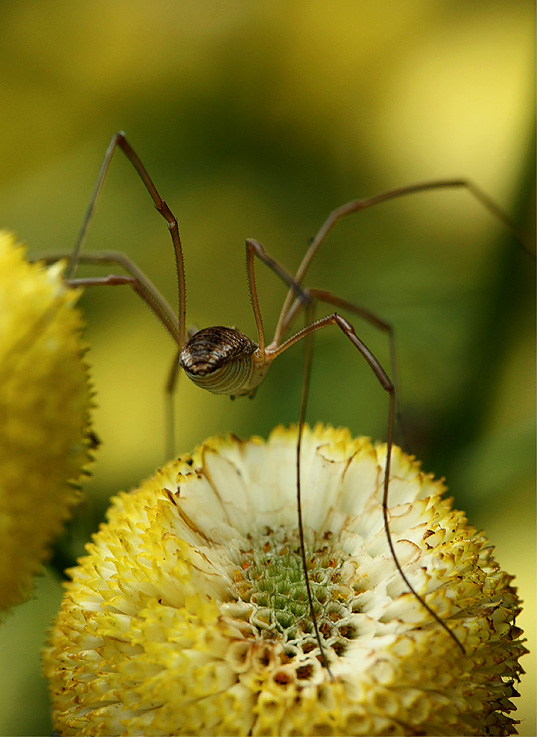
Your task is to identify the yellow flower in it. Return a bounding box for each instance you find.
[0,232,93,613]
[44,424,526,736]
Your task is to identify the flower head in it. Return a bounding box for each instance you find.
[44,424,526,735]
[0,232,93,612]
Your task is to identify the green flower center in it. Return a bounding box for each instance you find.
[229,526,360,660]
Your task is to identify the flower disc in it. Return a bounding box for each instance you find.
[44,424,525,736]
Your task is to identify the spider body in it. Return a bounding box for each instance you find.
[179,326,262,397]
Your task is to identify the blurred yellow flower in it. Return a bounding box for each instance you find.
[44,424,526,736]
[0,232,93,613]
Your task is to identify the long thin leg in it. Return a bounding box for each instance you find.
[40,251,181,344]
[270,312,465,653]
[294,299,334,676]
[68,132,187,348]
[282,287,407,448]
[245,239,406,446]
[70,272,182,460]
[65,273,181,348]
[245,238,311,354]
[165,348,182,459]
[274,180,534,345]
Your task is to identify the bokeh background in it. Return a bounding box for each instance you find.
[0,1,534,734]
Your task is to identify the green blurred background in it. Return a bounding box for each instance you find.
[0,1,534,734]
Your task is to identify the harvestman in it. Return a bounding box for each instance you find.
[48,132,532,677]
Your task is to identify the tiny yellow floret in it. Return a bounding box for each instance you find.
[44,424,526,736]
[0,232,93,612]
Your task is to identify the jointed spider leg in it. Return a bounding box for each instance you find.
[68,132,187,347]
[270,311,465,654]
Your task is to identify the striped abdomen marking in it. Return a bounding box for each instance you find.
[179,326,261,396]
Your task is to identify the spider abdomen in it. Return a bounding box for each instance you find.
[179,326,261,396]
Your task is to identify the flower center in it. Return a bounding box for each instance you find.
[228,526,360,666]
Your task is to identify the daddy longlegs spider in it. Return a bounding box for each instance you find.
[45,132,533,678]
